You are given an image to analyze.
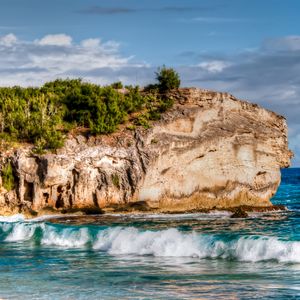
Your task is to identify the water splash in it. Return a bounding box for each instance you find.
[1,222,299,263]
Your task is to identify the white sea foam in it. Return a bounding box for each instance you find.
[5,223,37,242]
[41,227,90,248]
[93,227,227,258]
[93,227,300,263]
[1,222,299,263]
[93,227,209,257]
[30,214,70,222]
[0,214,25,223]
[0,213,71,223]
[234,236,300,262]
[107,211,232,220]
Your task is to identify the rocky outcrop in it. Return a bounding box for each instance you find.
[0,88,293,216]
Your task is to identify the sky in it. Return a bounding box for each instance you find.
[0,0,300,166]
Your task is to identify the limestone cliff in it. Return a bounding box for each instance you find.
[0,88,293,216]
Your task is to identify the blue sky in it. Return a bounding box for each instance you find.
[0,0,300,165]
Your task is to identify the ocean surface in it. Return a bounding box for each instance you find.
[0,168,299,299]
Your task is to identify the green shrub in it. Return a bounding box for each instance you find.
[148,109,161,121]
[111,81,123,89]
[158,97,174,112]
[156,66,181,92]
[32,138,47,155]
[0,68,179,150]
[123,86,144,113]
[134,114,151,129]
[126,124,136,131]
[144,84,159,93]
[111,174,120,189]
[1,162,15,191]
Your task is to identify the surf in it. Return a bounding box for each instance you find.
[1,221,299,263]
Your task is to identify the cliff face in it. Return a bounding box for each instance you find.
[0,88,292,215]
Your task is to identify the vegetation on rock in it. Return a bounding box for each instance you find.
[1,161,15,191]
[0,68,180,151]
[111,174,120,189]
[155,66,181,92]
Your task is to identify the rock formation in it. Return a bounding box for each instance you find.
[0,88,293,216]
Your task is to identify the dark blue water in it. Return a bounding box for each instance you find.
[0,168,299,299]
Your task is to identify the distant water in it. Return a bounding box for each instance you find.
[0,169,299,299]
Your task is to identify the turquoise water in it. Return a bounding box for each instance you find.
[0,169,299,299]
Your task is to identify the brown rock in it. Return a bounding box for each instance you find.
[230,207,249,218]
[0,88,293,216]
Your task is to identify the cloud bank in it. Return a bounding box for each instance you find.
[0,33,144,86]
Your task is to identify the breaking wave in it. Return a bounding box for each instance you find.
[0,214,25,223]
[93,227,300,263]
[0,221,299,263]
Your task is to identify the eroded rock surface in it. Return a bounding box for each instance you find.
[0,88,293,216]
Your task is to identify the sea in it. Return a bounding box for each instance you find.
[0,168,299,299]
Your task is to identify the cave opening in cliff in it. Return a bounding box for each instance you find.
[43,192,49,204]
[55,195,64,209]
[55,186,64,209]
[24,181,34,202]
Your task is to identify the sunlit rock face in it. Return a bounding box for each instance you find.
[0,88,293,215]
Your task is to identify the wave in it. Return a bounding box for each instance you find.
[93,227,300,263]
[41,226,90,247]
[1,222,299,263]
[4,223,37,242]
[0,214,25,223]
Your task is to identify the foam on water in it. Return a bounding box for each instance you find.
[0,214,25,223]
[108,211,232,220]
[1,221,299,263]
[93,227,300,263]
[41,227,90,248]
[5,223,37,242]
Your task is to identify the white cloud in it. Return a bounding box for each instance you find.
[263,35,300,51]
[198,60,230,73]
[36,34,73,46]
[81,38,101,48]
[0,33,144,86]
[0,33,17,46]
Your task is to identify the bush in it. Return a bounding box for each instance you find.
[148,109,161,121]
[1,162,15,191]
[134,114,151,129]
[155,66,180,92]
[111,174,120,189]
[111,81,123,89]
[143,83,159,93]
[0,68,180,151]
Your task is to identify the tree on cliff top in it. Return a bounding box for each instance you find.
[155,66,181,92]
